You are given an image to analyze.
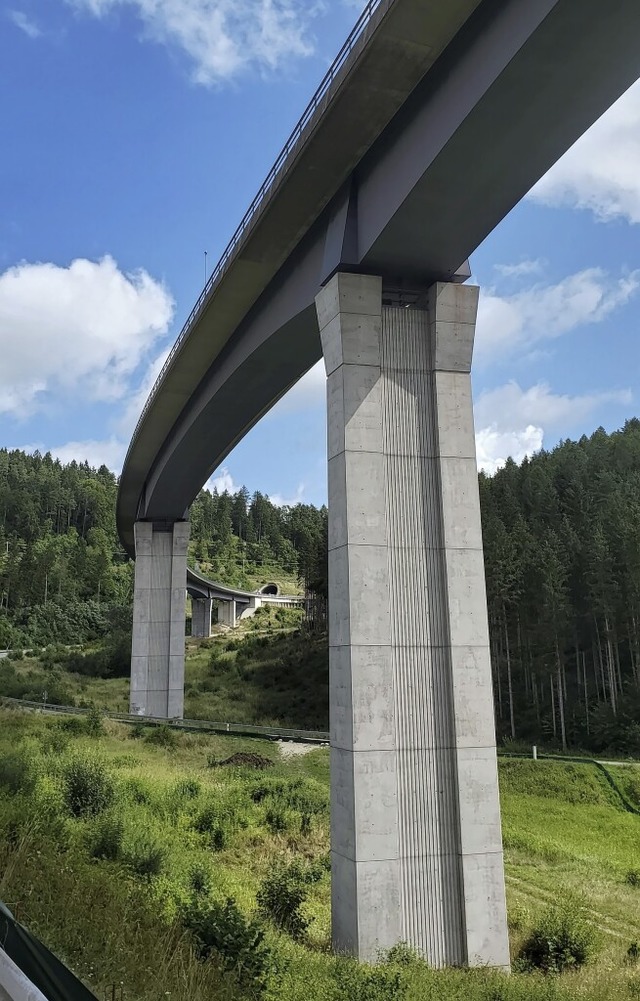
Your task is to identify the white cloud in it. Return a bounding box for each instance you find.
[474,381,633,474]
[493,259,545,279]
[0,256,174,418]
[20,437,127,471]
[530,79,640,224]
[268,360,325,416]
[206,466,238,493]
[268,483,305,507]
[475,268,639,366]
[7,9,42,37]
[66,0,322,84]
[475,425,543,476]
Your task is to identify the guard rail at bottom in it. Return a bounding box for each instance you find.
[0,695,329,744]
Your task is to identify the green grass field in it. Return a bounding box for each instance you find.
[1,708,640,1001]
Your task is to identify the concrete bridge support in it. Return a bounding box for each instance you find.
[130,521,190,718]
[192,596,213,638]
[218,599,237,627]
[316,274,509,968]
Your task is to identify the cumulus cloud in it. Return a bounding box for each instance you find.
[206,466,238,493]
[7,9,42,37]
[0,256,173,418]
[474,381,632,474]
[268,483,305,507]
[268,360,326,416]
[493,259,545,279]
[66,0,322,84]
[475,268,639,366]
[530,79,640,224]
[21,437,127,471]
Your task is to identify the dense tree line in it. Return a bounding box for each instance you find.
[2,421,640,756]
[190,487,327,591]
[481,419,640,754]
[0,449,327,647]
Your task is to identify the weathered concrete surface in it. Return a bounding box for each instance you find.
[191,596,212,638]
[317,273,508,968]
[130,521,189,718]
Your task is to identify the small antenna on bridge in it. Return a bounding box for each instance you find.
[204,251,208,286]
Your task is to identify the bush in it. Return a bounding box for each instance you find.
[519,899,599,972]
[89,812,124,860]
[183,897,271,997]
[62,755,114,817]
[331,958,407,1001]
[124,835,166,878]
[0,750,37,795]
[187,862,212,895]
[256,859,313,941]
[174,777,201,799]
[144,724,178,748]
[626,869,640,888]
[85,704,105,737]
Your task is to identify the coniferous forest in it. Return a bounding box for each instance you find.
[2,419,640,754]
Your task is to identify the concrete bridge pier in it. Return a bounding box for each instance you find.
[316,273,509,968]
[130,520,189,718]
[192,596,213,638]
[218,599,237,627]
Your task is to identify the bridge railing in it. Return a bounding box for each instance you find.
[0,695,329,743]
[126,0,387,460]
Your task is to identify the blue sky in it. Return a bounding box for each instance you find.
[1,0,639,508]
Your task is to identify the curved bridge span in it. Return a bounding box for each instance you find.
[186,566,303,633]
[118,0,640,971]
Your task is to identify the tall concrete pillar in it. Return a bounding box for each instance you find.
[192,596,213,638]
[130,521,190,719]
[316,274,508,969]
[218,599,237,627]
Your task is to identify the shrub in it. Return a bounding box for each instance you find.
[183,897,271,997]
[628,941,640,964]
[331,958,407,1001]
[519,899,599,972]
[626,869,640,888]
[144,724,178,748]
[85,704,105,737]
[62,755,114,817]
[174,777,201,799]
[124,835,166,878]
[89,813,124,860]
[256,860,312,941]
[0,750,37,795]
[265,806,290,834]
[187,862,212,895]
[211,826,227,852]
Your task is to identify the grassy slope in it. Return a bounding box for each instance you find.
[1,712,640,1001]
[0,612,330,726]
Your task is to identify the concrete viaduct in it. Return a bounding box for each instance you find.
[117,0,640,971]
[186,567,303,637]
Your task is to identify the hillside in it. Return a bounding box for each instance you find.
[1,709,639,1001]
[4,419,640,756]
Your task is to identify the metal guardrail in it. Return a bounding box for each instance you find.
[125,0,386,461]
[0,695,329,744]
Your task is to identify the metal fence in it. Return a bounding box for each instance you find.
[125,0,388,460]
[0,695,329,744]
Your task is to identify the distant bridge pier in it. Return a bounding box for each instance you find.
[316,273,509,968]
[218,598,237,628]
[130,521,190,718]
[191,596,213,638]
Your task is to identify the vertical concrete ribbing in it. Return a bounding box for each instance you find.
[130,521,189,718]
[317,274,509,968]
